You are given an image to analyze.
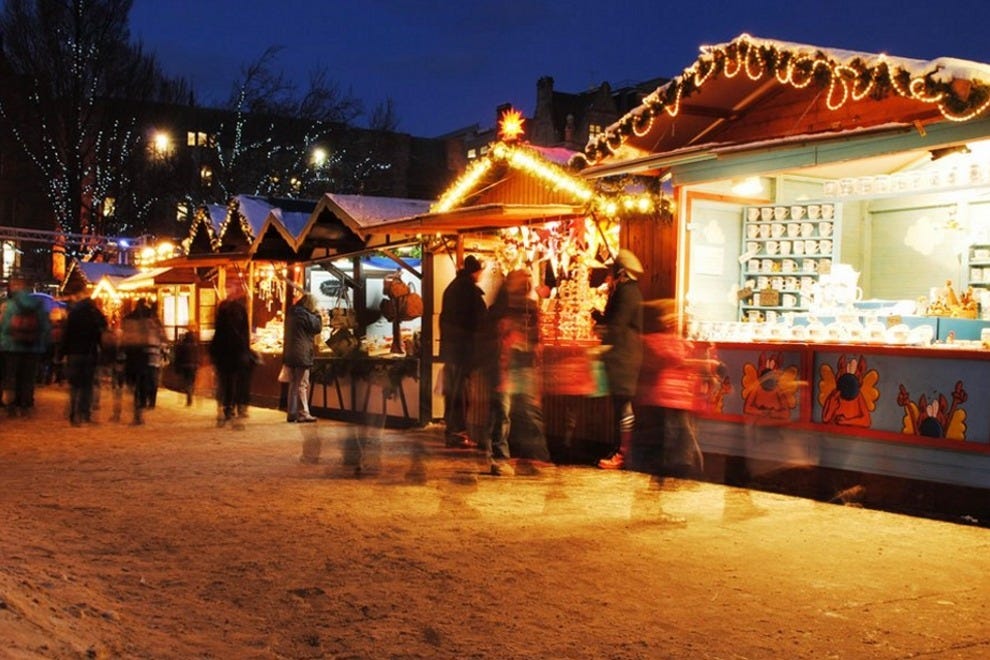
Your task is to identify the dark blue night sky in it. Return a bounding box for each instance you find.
[130,0,990,138]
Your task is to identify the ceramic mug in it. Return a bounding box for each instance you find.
[792,241,805,256]
[779,240,791,256]
[804,239,818,255]
[807,204,821,220]
[747,207,760,221]
[801,222,815,237]
[747,241,760,255]
[803,259,818,272]
[747,224,759,238]
[784,276,799,290]
[819,239,833,254]
[819,221,833,237]
[781,258,798,273]
[759,224,771,238]
[822,204,834,219]
[771,222,785,238]
[761,207,774,221]
[786,222,801,238]
[774,207,788,221]
[765,240,779,255]
[757,276,770,289]
[762,259,775,273]
[770,276,784,289]
[782,293,798,307]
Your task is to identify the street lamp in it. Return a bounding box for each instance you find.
[311,147,328,168]
[151,131,172,159]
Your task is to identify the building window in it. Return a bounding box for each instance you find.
[589,123,604,138]
[102,197,116,218]
[200,165,213,185]
[186,131,212,147]
[176,202,189,222]
[467,148,477,160]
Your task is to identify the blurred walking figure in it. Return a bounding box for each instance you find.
[597,249,644,470]
[483,269,551,476]
[63,286,108,425]
[121,299,164,425]
[283,293,322,423]
[210,277,254,428]
[0,276,51,417]
[173,324,201,406]
[633,300,705,478]
[439,254,487,448]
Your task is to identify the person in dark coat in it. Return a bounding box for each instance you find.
[62,289,108,425]
[598,249,645,470]
[209,277,253,428]
[438,254,487,448]
[282,293,322,423]
[121,298,164,425]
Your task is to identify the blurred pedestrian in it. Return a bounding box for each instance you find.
[597,249,644,470]
[121,299,163,424]
[283,293,322,423]
[0,276,51,417]
[483,269,551,476]
[62,287,108,425]
[210,276,254,428]
[173,323,201,406]
[439,254,487,448]
[633,300,704,478]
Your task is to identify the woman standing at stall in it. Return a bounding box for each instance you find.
[597,249,645,470]
[282,293,322,423]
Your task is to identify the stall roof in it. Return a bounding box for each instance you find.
[116,267,200,291]
[580,33,990,175]
[64,261,138,286]
[295,193,432,252]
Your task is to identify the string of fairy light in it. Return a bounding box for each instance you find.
[582,33,990,165]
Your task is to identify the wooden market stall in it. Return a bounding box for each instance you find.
[574,33,990,490]
[361,123,671,458]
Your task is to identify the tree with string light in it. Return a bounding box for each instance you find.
[0,0,190,249]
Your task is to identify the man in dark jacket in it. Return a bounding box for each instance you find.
[63,289,108,425]
[282,293,322,423]
[598,249,645,469]
[438,255,487,448]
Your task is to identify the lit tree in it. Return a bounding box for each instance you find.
[208,46,393,202]
[0,0,189,242]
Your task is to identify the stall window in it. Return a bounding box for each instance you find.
[199,287,217,341]
[160,286,193,341]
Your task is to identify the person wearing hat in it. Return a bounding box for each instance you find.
[597,249,644,469]
[438,254,487,448]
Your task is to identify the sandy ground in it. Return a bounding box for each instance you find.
[1,384,989,659]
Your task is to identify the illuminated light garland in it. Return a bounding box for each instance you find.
[432,159,492,212]
[584,33,990,163]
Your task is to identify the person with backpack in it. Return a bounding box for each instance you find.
[0,276,51,417]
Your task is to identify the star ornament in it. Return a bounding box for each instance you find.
[499,108,526,142]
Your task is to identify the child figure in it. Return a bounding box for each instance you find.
[173,324,200,406]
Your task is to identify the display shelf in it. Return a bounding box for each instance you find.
[965,244,990,288]
[739,203,841,321]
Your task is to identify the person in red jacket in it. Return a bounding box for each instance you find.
[633,299,705,478]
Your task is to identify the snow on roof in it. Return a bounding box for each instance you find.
[276,209,312,241]
[529,145,580,166]
[322,193,432,229]
[706,34,990,83]
[74,262,138,283]
[233,195,276,236]
[206,204,226,234]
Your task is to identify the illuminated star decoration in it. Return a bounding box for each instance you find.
[498,108,526,142]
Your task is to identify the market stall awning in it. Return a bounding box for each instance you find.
[365,203,588,235]
[580,33,990,176]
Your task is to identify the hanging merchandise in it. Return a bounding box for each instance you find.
[329,279,358,330]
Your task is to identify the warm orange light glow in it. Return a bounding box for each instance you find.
[499,108,526,142]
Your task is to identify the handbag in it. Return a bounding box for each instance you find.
[399,281,424,321]
[383,272,410,299]
[329,283,358,330]
[326,328,360,357]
